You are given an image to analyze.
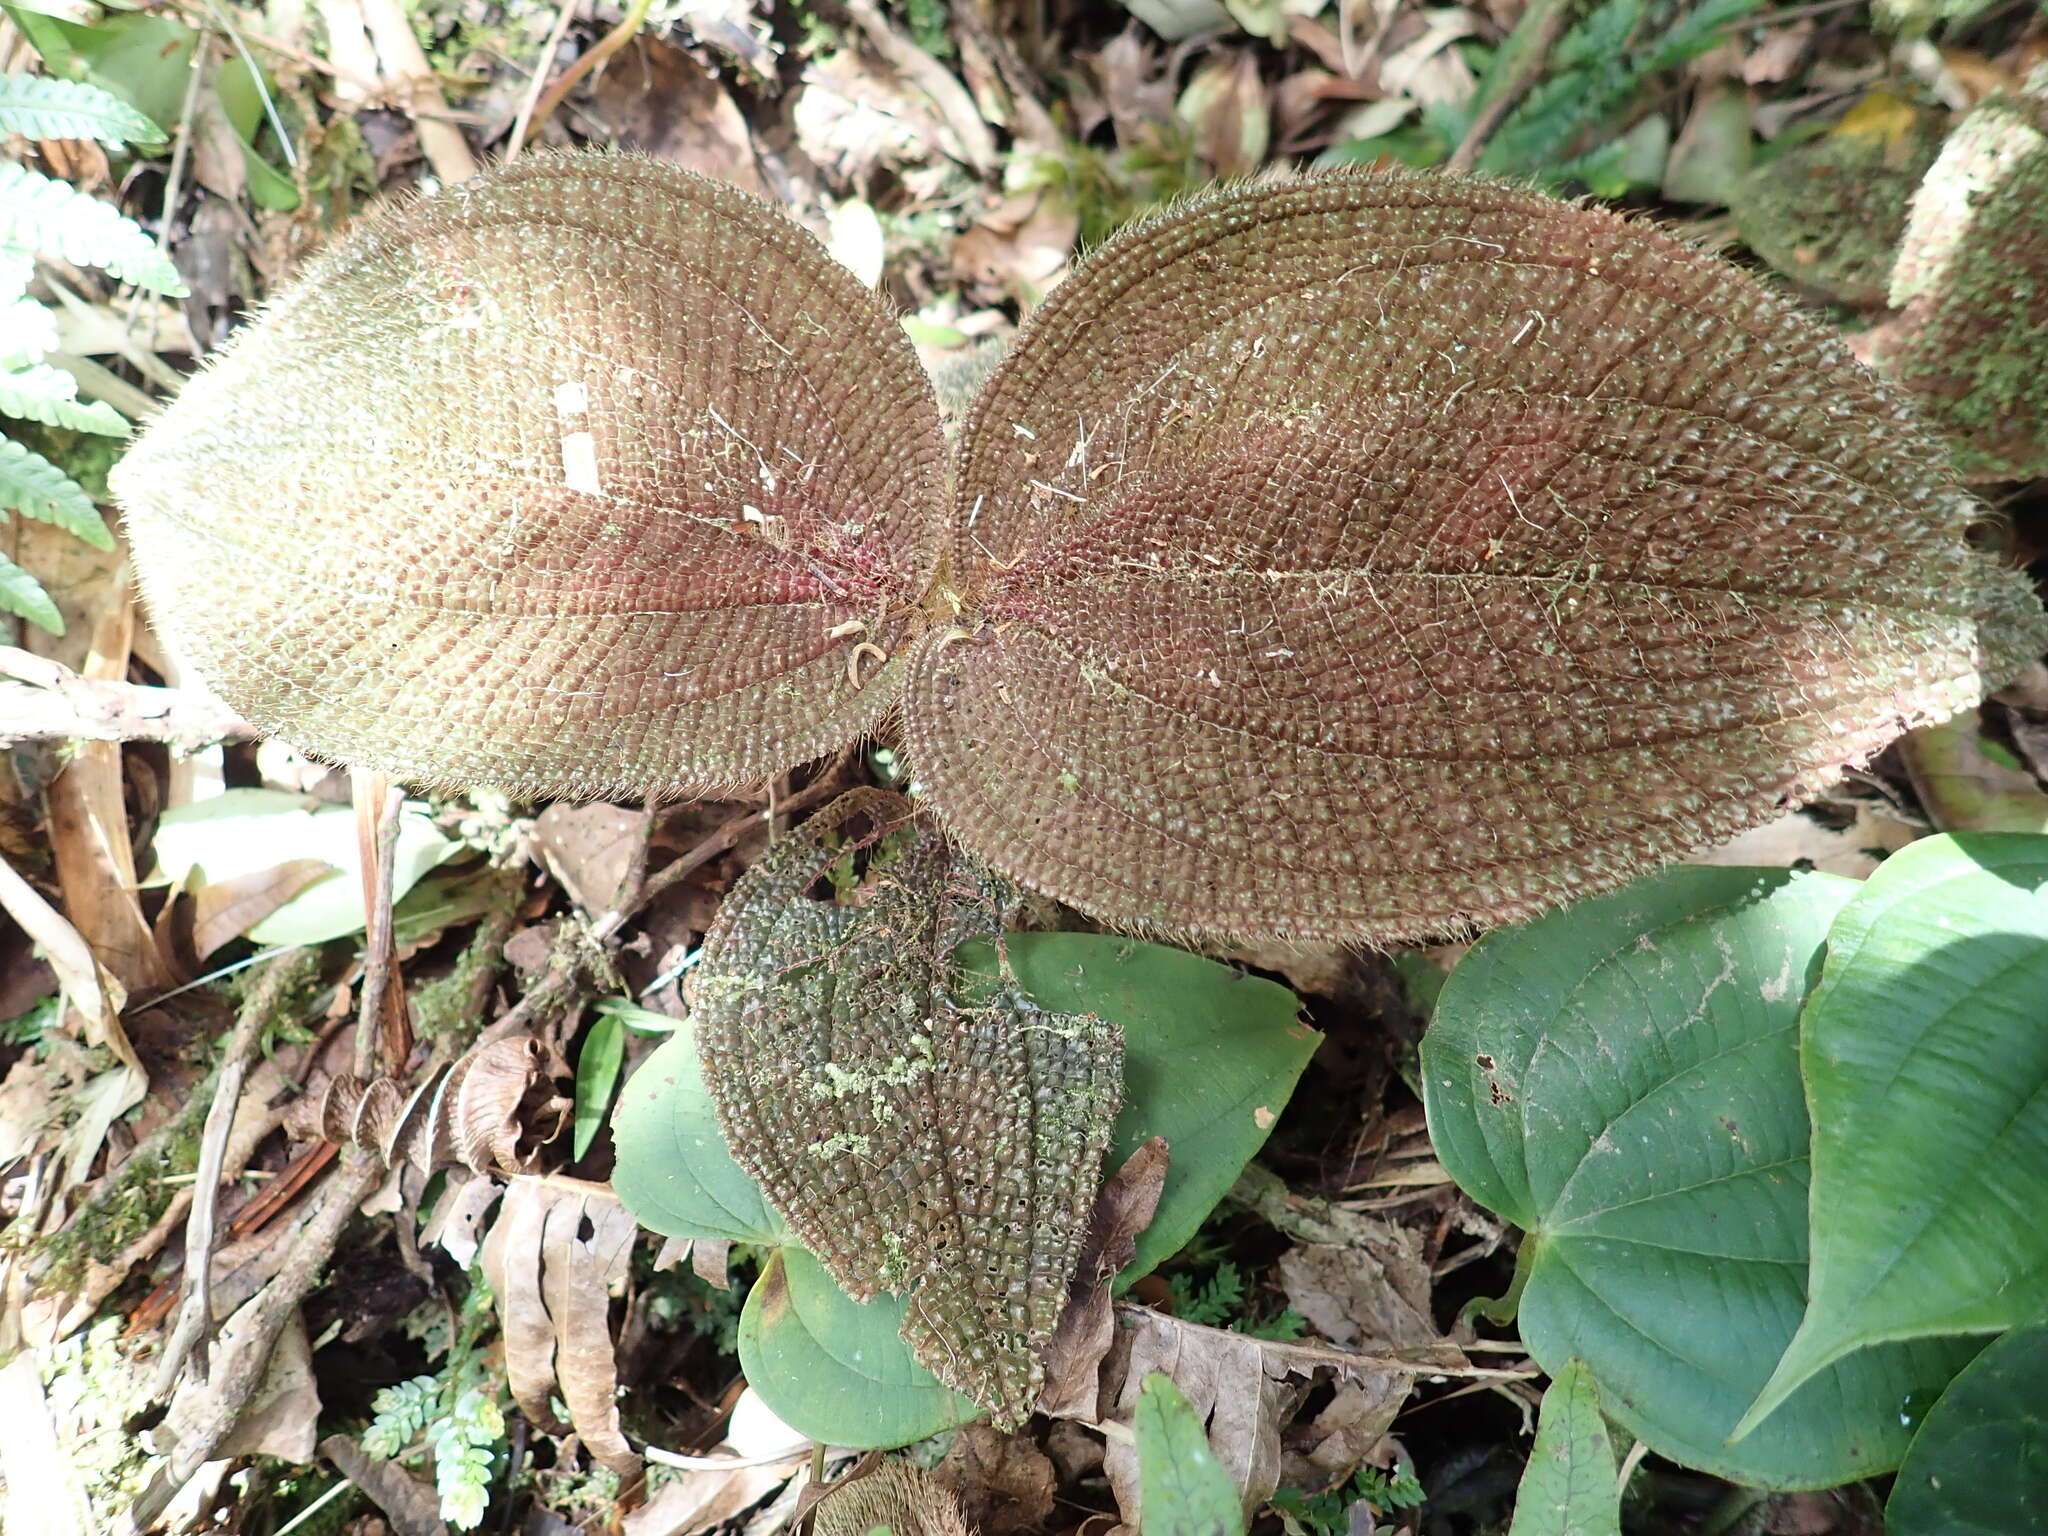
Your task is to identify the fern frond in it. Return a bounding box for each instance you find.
[0,363,128,436]
[0,76,167,147]
[1,297,58,366]
[0,435,110,547]
[363,1375,440,1459]
[0,241,33,302]
[0,547,64,634]
[0,164,186,295]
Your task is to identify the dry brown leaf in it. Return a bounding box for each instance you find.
[322,1432,451,1536]
[477,1175,563,1433]
[478,1176,641,1476]
[1276,1243,1440,1353]
[212,1311,322,1462]
[951,190,1079,303]
[1692,801,1920,879]
[592,36,765,194]
[621,1453,805,1536]
[1040,1137,1168,1420]
[189,859,335,960]
[534,802,652,917]
[538,1184,640,1477]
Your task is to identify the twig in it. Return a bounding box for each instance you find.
[1447,0,1575,173]
[952,1,1061,153]
[517,0,650,148]
[199,0,298,169]
[0,646,252,751]
[157,31,210,258]
[351,776,407,1081]
[123,1153,386,1533]
[842,0,999,174]
[505,0,580,160]
[357,0,480,183]
[152,955,306,1394]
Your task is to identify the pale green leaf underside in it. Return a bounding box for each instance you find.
[0,362,129,437]
[0,547,62,632]
[0,162,186,293]
[0,435,103,541]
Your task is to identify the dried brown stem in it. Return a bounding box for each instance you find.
[351,776,408,1081]
[1447,0,1574,173]
[843,0,999,173]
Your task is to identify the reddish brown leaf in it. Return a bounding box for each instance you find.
[189,859,335,960]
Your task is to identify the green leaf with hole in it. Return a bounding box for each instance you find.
[1737,835,2048,1436]
[1135,1372,1245,1536]
[737,1246,977,1449]
[1423,865,1977,1489]
[955,931,1318,1286]
[1509,1359,1621,1536]
[610,1024,786,1247]
[1887,1320,2048,1536]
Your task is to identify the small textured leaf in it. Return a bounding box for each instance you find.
[0,548,63,634]
[905,170,2048,942]
[0,435,104,542]
[0,74,167,145]
[114,153,945,797]
[1887,1319,2048,1536]
[697,790,1122,1427]
[1509,1360,1621,1536]
[1422,864,1979,1487]
[0,162,185,292]
[1134,1372,1245,1536]
[1737,834,2048,1435]
[0,362,129,435]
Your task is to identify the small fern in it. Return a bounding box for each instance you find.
[428,1387,504,1530]
[0,75,165,147]
[0,74,185,633]
[362,1375,439,1459]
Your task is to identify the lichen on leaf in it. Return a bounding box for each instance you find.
[692,789,1122,1426]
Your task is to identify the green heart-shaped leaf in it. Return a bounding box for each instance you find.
[737,1246,977,1449]
[1739,834,2048,1432]
[1887,1319,2048,1536]
[1423,865,1977,1488]
[610,1024,787,1247]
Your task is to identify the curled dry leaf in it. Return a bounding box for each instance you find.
[1039,1136,1169,1421]
[478,1175,642,1477]
[696,790,1123,1428]
[285,1036,571,1174]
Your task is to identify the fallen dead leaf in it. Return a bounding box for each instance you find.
[322,1431,451,1536]
[189,859,336,960]
[952,189,1078,304]
[534,802,652,918]
[479,1175,642,1477]
[934,1425,1054,1536]
[1040,1137,1168,1420]
[1692,800,1920,878]
[590,36,765,194]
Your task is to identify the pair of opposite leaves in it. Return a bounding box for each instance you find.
[115,153,2048,945]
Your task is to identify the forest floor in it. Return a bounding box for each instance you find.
[2,0,2047,1533]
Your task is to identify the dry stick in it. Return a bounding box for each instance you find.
[357,0,479,183]
[1446,0,1576,173]
[951,0,1061,154]
[123,1152,387,1535]
[843,0,999,174]
[350,776,406,1082]
[516,0,651,148]
[505,0,581,160]
[151,955,305,1394]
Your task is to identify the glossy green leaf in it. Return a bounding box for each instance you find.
[1135,1372,1245,1536]
[1423,865,1977,1488]
[571,1009,624,1161]
[610,1026,785,1247]
[150,788,458,946]
[1738,835,2048,1434]
[0,547,61,633]
[1888,1320,2048,1536]
[1509,1359,1621,1536]
[955,932,1318,1285]
[737,1247,977,1450]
